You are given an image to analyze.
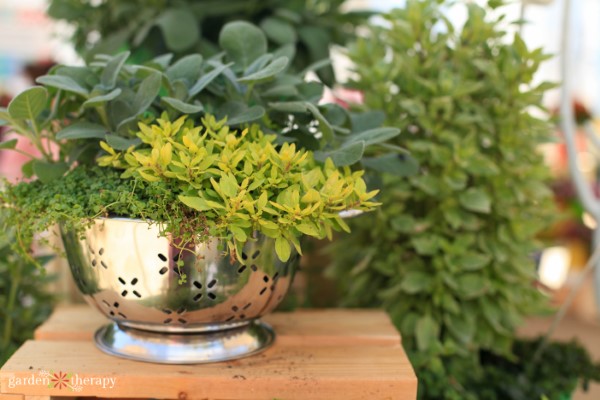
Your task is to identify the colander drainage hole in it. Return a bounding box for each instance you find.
[162,309,172,314]
[207,279,217,288]
[239,314,246,319]
[159,267,168,275]
[225,316,235,322]
[163,318,172,324]
[237,265,247,274]
[99,248,104,255]
[241,252,248,260]
[101,261,108,269]
[176,307,186,315]
[243,303,251,310]
[231,306,239,312]
[252,250,260,259]
[178,319,187,324]
[118,277,126,284]
[118,312,127,319]
[263,275,269,283]
[102,300,110,307]
[259,288,267,295]
[273,272,279,280]
[193,281,202,289]
[158,253,167,262]
[131,278,138,286]
[193,293,203,301]
[250,264,258,272]
[207,293,216,300]
[91,260,97,267]
[109,311,115,316]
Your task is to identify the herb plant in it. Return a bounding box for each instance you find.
[47,0,370,85]
[0,21,402,184]
[328,1,556,398]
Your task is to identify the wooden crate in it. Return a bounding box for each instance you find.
[1,306,417,400]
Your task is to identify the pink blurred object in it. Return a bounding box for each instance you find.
[321,87,364,109]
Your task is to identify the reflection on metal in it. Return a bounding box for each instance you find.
[60,218,298,363]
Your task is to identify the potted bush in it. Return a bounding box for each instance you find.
[0,21,398,364]
[325,0,599,398]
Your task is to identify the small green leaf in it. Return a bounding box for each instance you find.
[165,54,204,84]
[189,62,234,96]
[237,57,289,83]
[156,8,200,52]
[225,106,265,126]
[179,196,211,211]
[8,87,48,120]
[315,141,365,167]
[269,101,308,113]
[459,188,492,213]
[32,161,69,183]
[100,52,129,90]
[346,127,401,147]
[0,139,18,149]
[275,236,292,262]
[56,122,108,140]
[133,72,162,113]
[161,97,204,114]
[105,134,141,151]
[400,271,432,294]
[260,17,297,45]
[219,21,267,69]
[415,315,439,351]
[83,88,122,108]
[362,154,419,176]
[36,75,88,96]
[296,222,319,236]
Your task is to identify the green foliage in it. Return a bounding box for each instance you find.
[470,338,600,400]
[0,220,55,364]
[0,22,402,182]
[327,1,556,398]
[46,0,370,85]
[97,114,378,261]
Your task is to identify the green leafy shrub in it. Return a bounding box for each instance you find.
[47,0,370,85]
[328,1,556,398]
[472,338,600,400]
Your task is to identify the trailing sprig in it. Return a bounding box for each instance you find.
[98,114,379,262]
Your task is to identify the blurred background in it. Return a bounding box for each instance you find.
[2,0,600,398]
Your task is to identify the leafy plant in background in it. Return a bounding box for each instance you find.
[328,0,557,398]
[0,21,401,183]
[0,220,55,364]
[47,0,370,86]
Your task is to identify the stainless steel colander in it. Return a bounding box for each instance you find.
[60,218,298,364]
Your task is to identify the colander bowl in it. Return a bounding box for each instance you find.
[60,217,299,364]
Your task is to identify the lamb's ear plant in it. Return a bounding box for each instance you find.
[0,21,403,184]
[327,1,556,398]
[46,0,370,86]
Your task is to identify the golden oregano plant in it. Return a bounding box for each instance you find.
[98,114,379,263]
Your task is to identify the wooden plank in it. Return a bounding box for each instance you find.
[0,394,24,400]
[35,306,400,346]
[1,340,417,400]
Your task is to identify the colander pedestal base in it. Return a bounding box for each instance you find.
[94,320,275,364]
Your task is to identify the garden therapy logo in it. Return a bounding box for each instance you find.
[39,370,82,391]
[6,370,116,391]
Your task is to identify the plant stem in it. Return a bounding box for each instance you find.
[2,259,21,351]
[530,243,600,365]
